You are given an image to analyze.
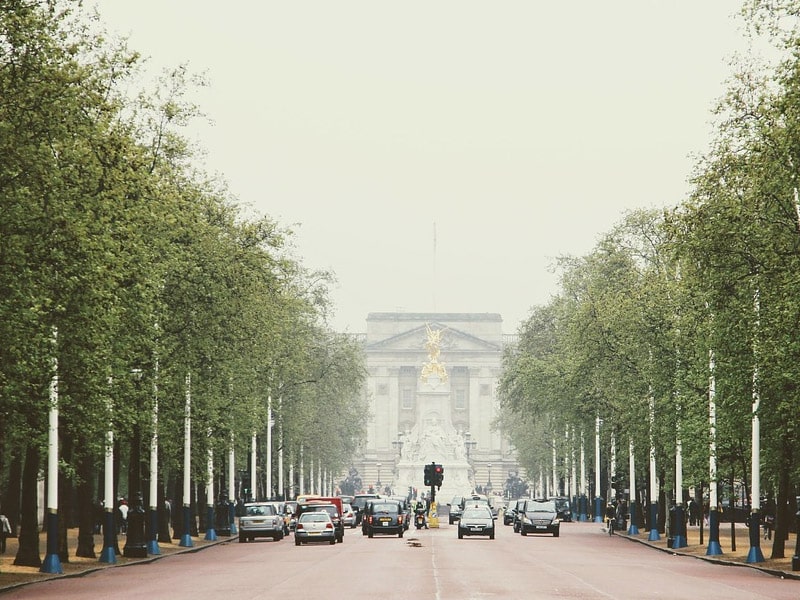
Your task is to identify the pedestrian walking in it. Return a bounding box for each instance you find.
[763,499,775,541]
[0,513,11,553]
[687,498,697,526]
[118,498,129,534]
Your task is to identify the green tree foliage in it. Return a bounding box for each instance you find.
[0,0,368,563]
[500,0,800,556]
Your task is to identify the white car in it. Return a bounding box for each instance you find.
[295,512,337,545]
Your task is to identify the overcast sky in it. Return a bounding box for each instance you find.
[91,1,754,333]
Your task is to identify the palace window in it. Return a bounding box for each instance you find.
[401,387,414,410]
[454,388,467,410]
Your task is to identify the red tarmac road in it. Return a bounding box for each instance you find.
[3,521,799,600]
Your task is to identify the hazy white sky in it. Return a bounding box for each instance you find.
[92,1,752,333]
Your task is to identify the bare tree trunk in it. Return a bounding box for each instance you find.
[771,439,791,559]
[75,453,96,558]
[13,443,41,567]
[58,434,72,563]
[5,454,22,535]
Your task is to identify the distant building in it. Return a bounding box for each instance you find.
[349,312,522,499]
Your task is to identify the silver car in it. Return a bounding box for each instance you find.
[295,511,337,545]
[342,503,356,528]
[239,502,285,543]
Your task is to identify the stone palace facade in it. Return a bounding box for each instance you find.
[349,312,522,501]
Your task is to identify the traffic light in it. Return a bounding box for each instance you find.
[434,464,444,488]
[424,463,433,486]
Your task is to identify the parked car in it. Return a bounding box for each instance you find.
[552,497,572,522]
[363,501,405,538]
[519,499,560,537]
[342,503,356,528]
[294,512,337,545]
[457,504,495,539]
[351,493,380,525]
[238,502,285,543]
[448,495,465,524]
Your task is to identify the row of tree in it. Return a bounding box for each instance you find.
[498,2,800,560]
[0,1,368,567]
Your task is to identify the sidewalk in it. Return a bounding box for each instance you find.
[0,528,230,593]
[620,521,800,580]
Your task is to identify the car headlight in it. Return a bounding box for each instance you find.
[522,517,531,524]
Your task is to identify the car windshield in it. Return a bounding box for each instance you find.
[300,513,329,523]
[526,501,556,513]
[462,508,491,519]
[245,505,275,516]
[352,496,377,509]
[308,505,338,517]
[372,503,398,513]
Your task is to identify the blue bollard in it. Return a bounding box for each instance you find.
[648,502,660,541]
[147,507,160,555]
[746,510,765,563]
[594,497,604,523]
[628,501,640,535]
[40,510,63,574]
[672,505,687,548]
[99,509,117,563]
[179,505,193,547]
[706,507,722,555]
[204,504,217,541]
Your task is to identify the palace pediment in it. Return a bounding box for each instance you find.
[365,322,501,354]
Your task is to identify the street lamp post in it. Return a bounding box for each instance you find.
[392,432,404,457]
[124,369,148,558]
[486,463,493,494]
[464,431,476,460]
[376,463,382,489]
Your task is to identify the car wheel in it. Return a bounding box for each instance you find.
[239,533,246,543]
[295,538,301,546]
[490,531,495,540]
[368,530,373,538]
[521,530,527,536]
[398,531,403,538]
[553,529,560,538]
[458,529,463,539]
[329,539,335,545]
